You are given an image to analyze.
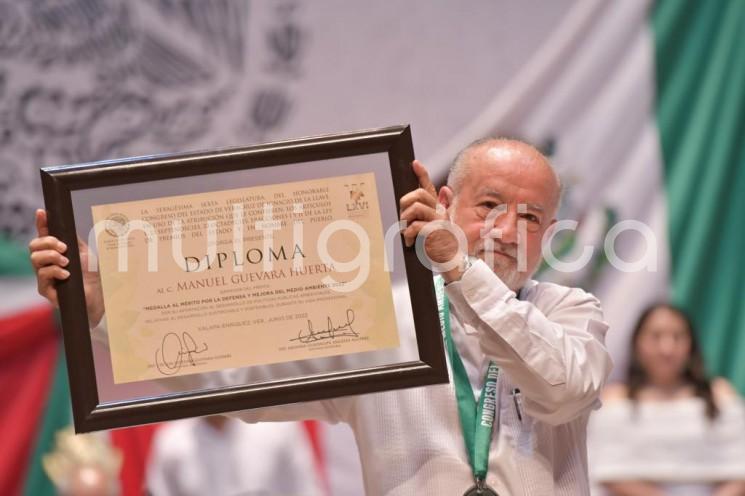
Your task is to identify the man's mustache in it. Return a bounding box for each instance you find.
[476,239,517,259]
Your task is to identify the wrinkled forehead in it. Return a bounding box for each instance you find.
[463,144,560,211]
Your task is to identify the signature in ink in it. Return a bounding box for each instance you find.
[289,308,359,344]
[155,331,209,376]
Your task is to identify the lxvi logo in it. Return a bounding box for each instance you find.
[345,183,369,212]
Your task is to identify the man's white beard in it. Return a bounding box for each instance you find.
[448,202,534,292]
[477,249,531,292]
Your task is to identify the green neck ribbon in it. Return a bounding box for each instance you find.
[435,277,499,483]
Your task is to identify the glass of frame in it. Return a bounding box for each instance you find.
[40,125,448,433]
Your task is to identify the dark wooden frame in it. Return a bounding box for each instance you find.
[40,124,448,433]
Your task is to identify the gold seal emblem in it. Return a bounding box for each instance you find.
[104,213,129,237]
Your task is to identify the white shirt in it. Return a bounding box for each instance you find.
[231,260,613,495]
[588,395,745,496]
[146,418,324,496]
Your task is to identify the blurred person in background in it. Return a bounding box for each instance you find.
[588,303,745,496]
[146,415,324,496]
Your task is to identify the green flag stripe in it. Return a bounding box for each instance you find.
[653,0,745,389]
[0,234,33,276]
[22,343,72,496]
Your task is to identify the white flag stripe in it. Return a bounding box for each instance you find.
[425,0,669,378]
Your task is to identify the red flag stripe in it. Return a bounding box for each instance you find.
[0,305,58,496]
[110,424,161,496]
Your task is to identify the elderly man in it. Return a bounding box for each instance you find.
[31,138,612,495]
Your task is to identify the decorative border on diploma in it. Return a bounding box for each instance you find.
[41,125,448,433]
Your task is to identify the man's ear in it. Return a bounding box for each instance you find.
[438,186,455,210]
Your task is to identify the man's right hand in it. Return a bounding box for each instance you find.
[29,209,105,326]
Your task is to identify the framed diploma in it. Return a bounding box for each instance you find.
[40,125,448,433]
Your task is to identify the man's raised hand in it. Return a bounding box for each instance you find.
[398,160,463,270]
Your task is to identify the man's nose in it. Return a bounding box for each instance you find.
[494,211,518,244]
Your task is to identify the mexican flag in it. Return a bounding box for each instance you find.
[427,0,745,389]
[0,235,68,496]
[0,235,160,496]
[0,239,330,495]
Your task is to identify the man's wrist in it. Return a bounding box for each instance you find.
[442,253,472,284]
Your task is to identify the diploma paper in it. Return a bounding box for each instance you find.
[91,172,400,384]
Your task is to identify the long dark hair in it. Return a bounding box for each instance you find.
[626,303,719,420]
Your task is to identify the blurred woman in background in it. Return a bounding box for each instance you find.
[589,303,745,496]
